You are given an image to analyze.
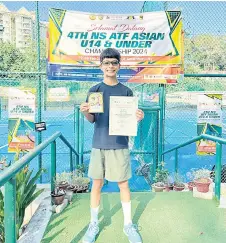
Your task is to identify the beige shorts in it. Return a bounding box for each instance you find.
[88,148,132,182]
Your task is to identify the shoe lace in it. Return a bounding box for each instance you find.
[127,224,141,236]
[88,223,99,235]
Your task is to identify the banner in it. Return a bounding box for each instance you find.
[8,89,35,153]
[197,94,222,155]
[47,87,70,102]
[48,9,183,84]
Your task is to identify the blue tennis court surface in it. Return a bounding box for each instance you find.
[1,108,226,191]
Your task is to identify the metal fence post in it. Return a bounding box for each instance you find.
[51,141,56,192]
[175,149,178,173]
[4,177,16,243]
[152,111,158,180]
[36,1,43,182]
[158,84,165,167]
[70,148,73,172]
[79,112,84,164]
[141,84,144,106]
[75,105,79,165]
[215,142,222,201]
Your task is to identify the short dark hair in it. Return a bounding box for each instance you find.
[100,48,121,63]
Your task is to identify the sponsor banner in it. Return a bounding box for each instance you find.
[197,94,222,155]
[48,9,183,83]
[8,89,35,153]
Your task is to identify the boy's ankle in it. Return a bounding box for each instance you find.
[90,220,99,225]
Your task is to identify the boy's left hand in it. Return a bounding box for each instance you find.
[136,109,144,122]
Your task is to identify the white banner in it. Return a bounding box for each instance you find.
[8,89,35,152]
[47,87,70,102]
[197,94,222,155]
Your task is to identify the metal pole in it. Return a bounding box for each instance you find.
[158,84,165,167]
[75,105,79,165]
[70,148,73,172]
[4,177,16,243]
[141,84,144,106]
[51,141,56,192]
[36,1,42,182]
[215,142,222,201]
[175,149,178,173]
[44,79,47,111]
[79,112,84,164]
[152,111,158,181]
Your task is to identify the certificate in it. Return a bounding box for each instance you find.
[88,92,104,113]
[109,96,138,136]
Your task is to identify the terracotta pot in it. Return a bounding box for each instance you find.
[194,178,211,193]
[173,185,185,191]
[188,182,196,191]
[51,194,65,205]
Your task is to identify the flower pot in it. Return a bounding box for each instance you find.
[173,184,185,191]
[152,183,165,192]
[76,185,89,193]
[165,184,174,192]
[51,194,65,205]
[58,182,69,190]
[67,185,79,193]
[194,178,211,193]
[188,182,195,191]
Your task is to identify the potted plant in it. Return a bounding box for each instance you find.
[0,156,8,171]
[51,187,66,205]
[75,164,87,177]
[152,162,169,192]
[164,175,174,192]
[0,152,45,239]
[192,168,212,193]
[55,172,70,190]
[186,171,196,191]
[173,173,185,191]
[66,168,90,193]
[70,176,90,193]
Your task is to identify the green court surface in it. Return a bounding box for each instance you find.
[42,192,226,243]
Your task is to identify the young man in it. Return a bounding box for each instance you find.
[80,48,144,243]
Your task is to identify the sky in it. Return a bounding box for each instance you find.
[1,1,226,36]
[1,1,145,19]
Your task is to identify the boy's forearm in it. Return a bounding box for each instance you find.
[83,112,95,123]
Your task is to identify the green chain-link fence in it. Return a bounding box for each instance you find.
[0,2,160,191]
[143,1,226,184]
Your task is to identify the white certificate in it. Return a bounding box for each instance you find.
[109,96,138,136]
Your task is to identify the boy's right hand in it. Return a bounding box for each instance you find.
[80,102,90,113]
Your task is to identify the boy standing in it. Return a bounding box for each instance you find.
[80,48,144,243]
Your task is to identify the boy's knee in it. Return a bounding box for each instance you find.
[92,179,104,190]
[118,180,129,190]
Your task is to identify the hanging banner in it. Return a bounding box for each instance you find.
[47,87,70,102]
[196,94,222,155]
[8,89,36,153]
[48,9,183,84]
